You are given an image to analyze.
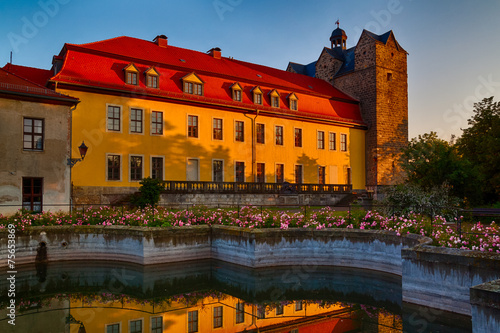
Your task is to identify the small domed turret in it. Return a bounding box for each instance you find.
[330,21,347,50]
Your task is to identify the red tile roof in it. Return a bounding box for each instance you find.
[52,36,364,126]
[0,67,78,104]
[2,63,53,87]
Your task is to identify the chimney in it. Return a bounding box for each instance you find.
[154,35,168,48]
[208,47,222,59]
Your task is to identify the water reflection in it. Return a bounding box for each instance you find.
[0,260,470,332]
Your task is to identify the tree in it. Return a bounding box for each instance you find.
[456,97,500,204]
[399,132,479,203]
[131,177,165,208]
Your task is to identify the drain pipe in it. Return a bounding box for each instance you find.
[244,109,259,181]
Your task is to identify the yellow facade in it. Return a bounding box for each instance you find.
[62,89,365,190]
[67,294,355,333]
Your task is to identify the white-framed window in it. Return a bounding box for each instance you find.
[151,111,163,135]
[182,73,204,96]
[231,82,243,101]
[188,115,199,138]
[145,67,160,88]
[188,310,198,333]
[295,165,303,184]
[106,153,122,181]
[253,86,263,105]
[317,131,325,149]
[129,318,143,333]
[270,89,280,108]
[256,123,265,144]
[213,306,223,329]
[288,92,298,111]
[294,128,302,147]
[275,163,284,183]
[151,156,164,180]
[130,108,144,134]
[213,118,223,140]
[256,162,265,183]
[275,125,284,146]
[129,155,144,182]
[107,104,122,132]
[235,161,245,182]
[213,159,224,182]
[340,133,348,152]
[151,316,163,333]
[329,132,336,151]
[124,63,139,85]
[186,158,200,181]
[106,322,121,333]
[235,120,244,142]
[318,166,326,184]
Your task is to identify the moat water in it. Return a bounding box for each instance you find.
[0,260,471,332]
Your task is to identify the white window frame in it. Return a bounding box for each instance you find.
[275,125,284,146]
[105,322,122,333]
[106,153,122,182]
[340,133,348,152]
[275,163,285,183]
[256,123,265,144]
[234,119,245,143]
[212,159,224,182]
[329,132,337,151]
[129,107,145,135]
[129,154,145,182]
[128,318,143,333]
[294,164,303,184]
[106,104,122,133]
[150,110,164,135]
[187,114,200,139]
[150,155,165,181]
[294,127,302,148]
[234,160,245,182]
[212,117,224,141]
[317,130,325,150]
[150,316,163,333]
[186,158,200,181]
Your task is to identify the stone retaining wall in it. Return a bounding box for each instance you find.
[1,225,499,328]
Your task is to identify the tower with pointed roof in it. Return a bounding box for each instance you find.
[287,24,408,192]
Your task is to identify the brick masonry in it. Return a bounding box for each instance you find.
[314,30,408,187]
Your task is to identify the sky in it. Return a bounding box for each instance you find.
[1,0,500,140]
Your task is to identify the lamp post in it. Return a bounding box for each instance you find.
[67,141,88,167]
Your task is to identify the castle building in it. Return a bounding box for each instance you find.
[1,25,407,207]
[44,34,369,204]
[288,25,408,188]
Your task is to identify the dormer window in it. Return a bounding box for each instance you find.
[124,63,139,85]
[288,93,298,111]
[269,89,280,108]
[252,86,263,105]
[182,73,204,96]
[145,67,160,88]
[231,82,242,102]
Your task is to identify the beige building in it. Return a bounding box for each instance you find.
[0,66,79,215]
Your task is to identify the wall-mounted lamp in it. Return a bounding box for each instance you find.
[66,313,86,333]
[67,141,88,168]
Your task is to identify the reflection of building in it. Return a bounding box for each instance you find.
[46,34,367,203]
[66,294,362,333]
[0,65,78,214]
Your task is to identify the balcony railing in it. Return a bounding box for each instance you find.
[163,181,352,194]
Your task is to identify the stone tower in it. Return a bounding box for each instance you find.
[288,26,408,189]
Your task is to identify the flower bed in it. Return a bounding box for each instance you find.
[0,206,498,253]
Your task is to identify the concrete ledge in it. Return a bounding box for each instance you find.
[470,279,500,333]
